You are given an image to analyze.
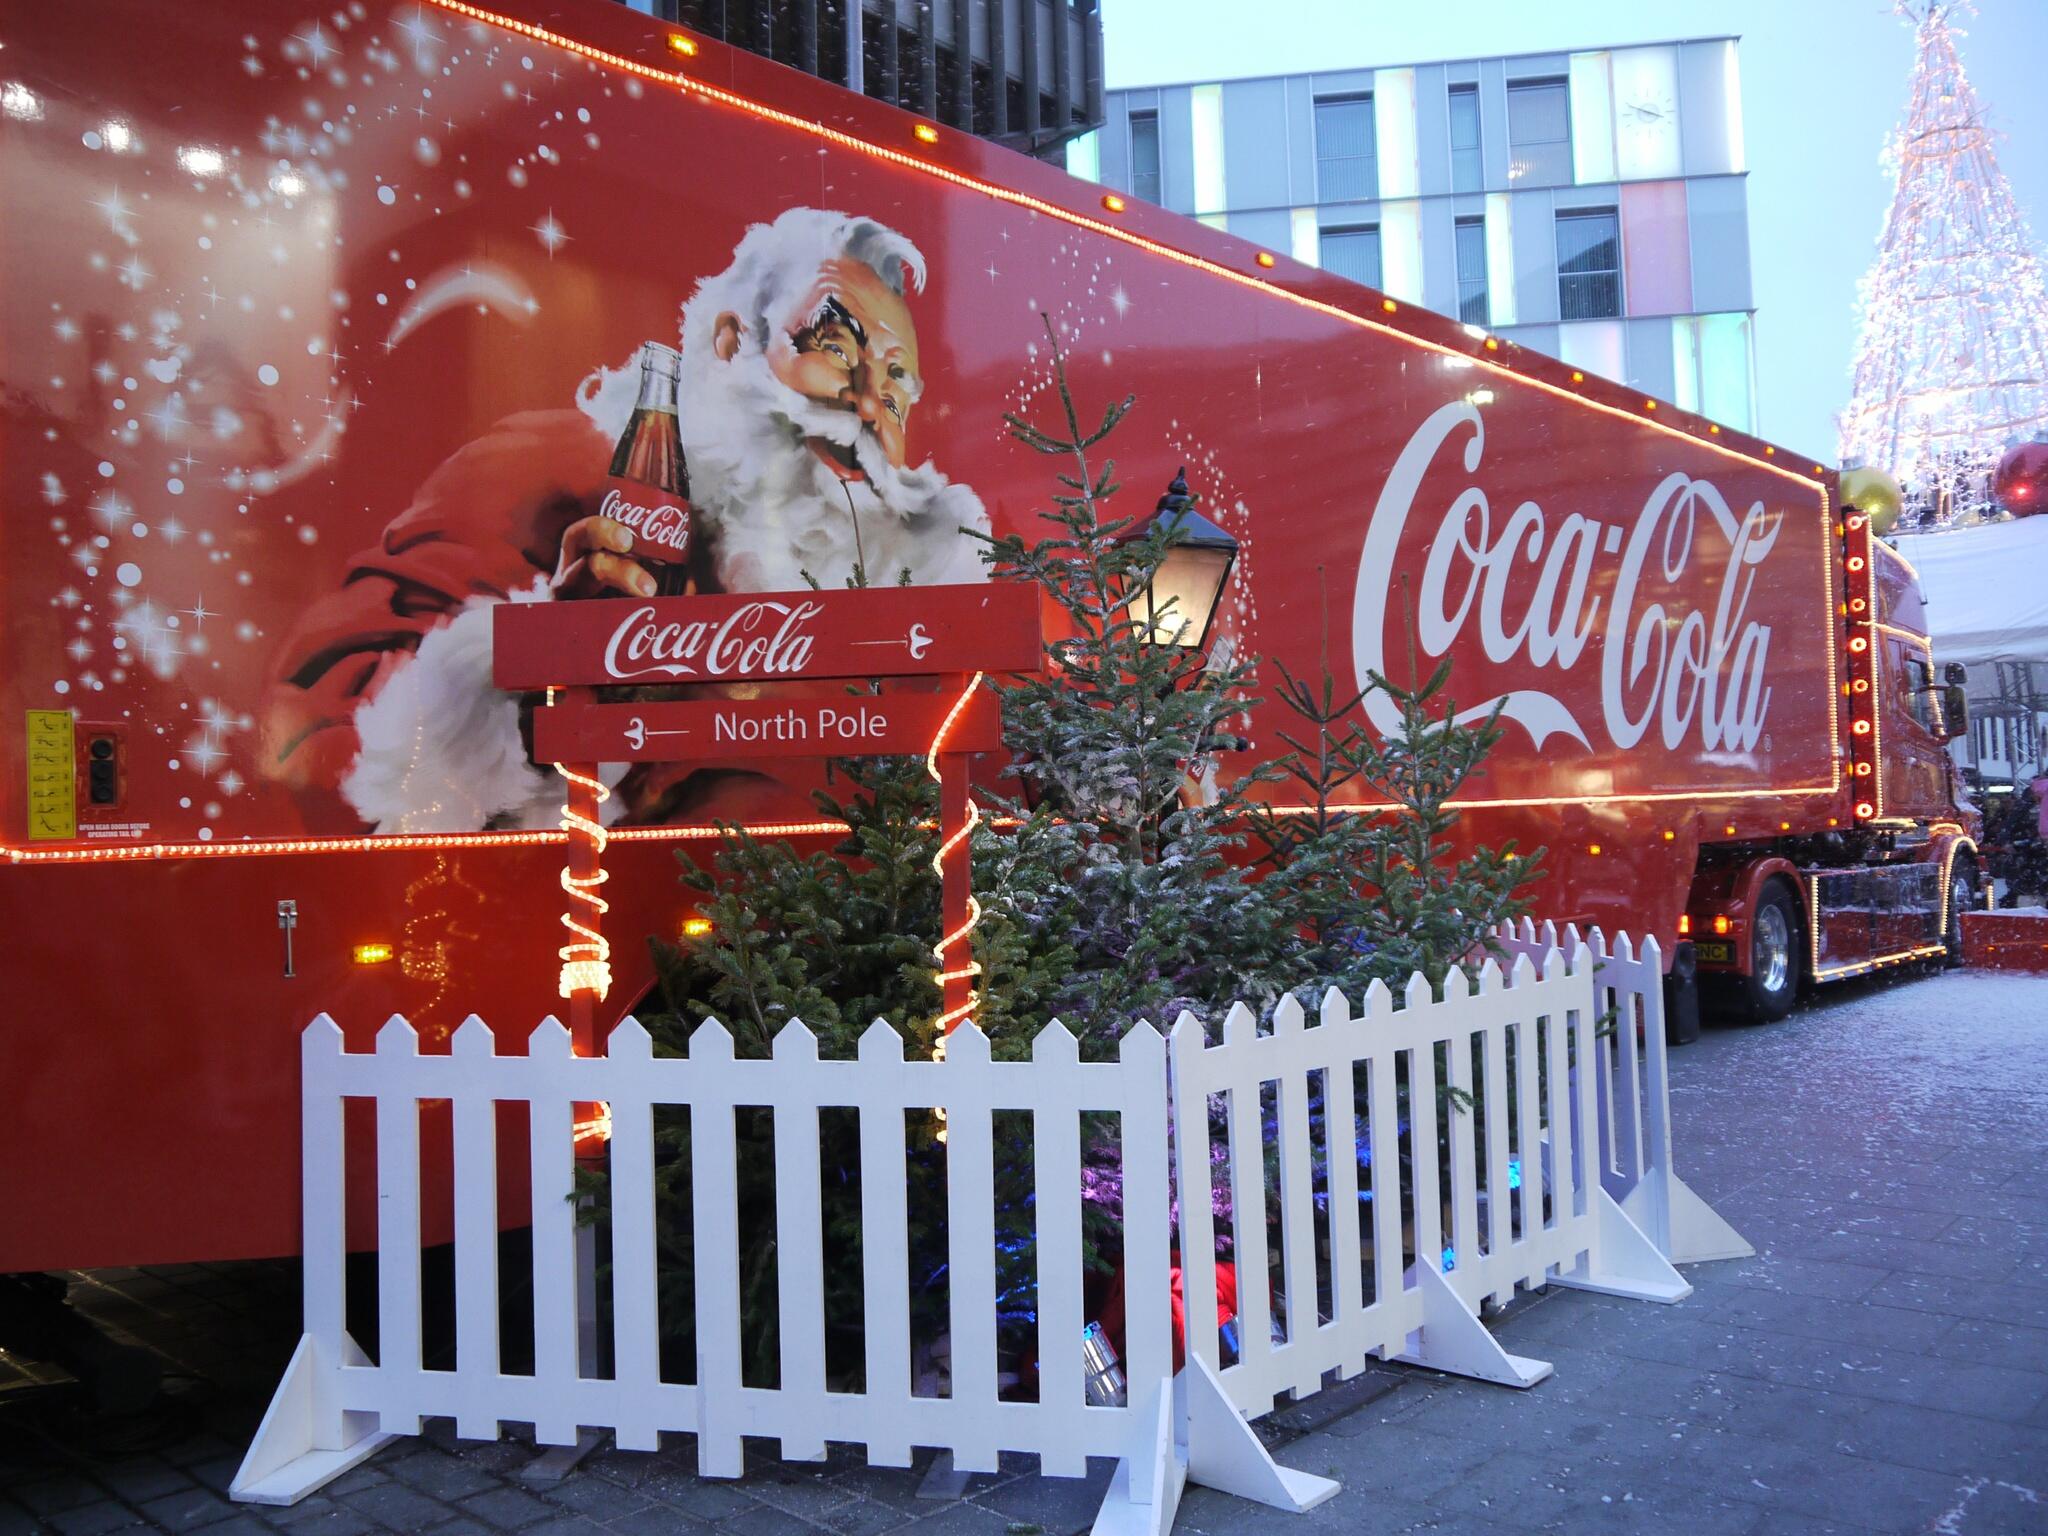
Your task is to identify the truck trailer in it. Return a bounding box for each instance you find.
[1,0,1977,1274]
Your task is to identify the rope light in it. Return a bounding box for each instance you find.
[555,762,612,1000]
[927,672,986,1032]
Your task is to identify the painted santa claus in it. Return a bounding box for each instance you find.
[266,208,989,832]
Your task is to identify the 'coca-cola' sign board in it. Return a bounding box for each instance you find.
[492,583,1046,691]
[533,691,1002,762]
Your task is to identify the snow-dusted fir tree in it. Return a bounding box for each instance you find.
[1839,1,2048,522]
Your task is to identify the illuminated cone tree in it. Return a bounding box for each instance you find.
[1839,1,2048,522]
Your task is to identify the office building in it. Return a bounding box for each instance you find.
[625,0,1105,159]
[1076,41,1759,429]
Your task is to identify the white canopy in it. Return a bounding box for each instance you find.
[1892,515,2048,674]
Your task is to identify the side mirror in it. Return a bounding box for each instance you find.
[1944,661,1969,686]
[1942,684,1969,740]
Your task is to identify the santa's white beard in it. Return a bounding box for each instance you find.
[676,349,991,593]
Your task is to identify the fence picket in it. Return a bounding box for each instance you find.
[942,1025,1000,1474]
[855,1022,913,1468]
[449,1018,501,1443]
[1509,963,1544,1291]
[1219,1002,1275,1410]
[526,1021,579,1448]
[606,1021,662,1453]
[1442,970,1481,1298]
[766,1021,827,1463]
[1117,1023,1173,1456]
[373,1018,423,1438]
[687,1020,745,1478]
[1319,990,1364,1378]
[1478,964,1512,1305]
[1362,980,1403,1326]
[1029,1022,1086,1472]
[1271,997,1323,1400]
[1168,1012,1221,1378]
[1404,974,1444,1287]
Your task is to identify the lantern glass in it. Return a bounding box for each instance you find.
[1138,540,1235,649]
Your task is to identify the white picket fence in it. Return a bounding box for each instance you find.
[1170,946,1689,1413]
[1495,921,1753,1266]
[234,931,1744,1534]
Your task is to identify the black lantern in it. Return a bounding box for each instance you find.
[1117,468,1239,651]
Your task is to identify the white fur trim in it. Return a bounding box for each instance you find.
[340,578,633,834]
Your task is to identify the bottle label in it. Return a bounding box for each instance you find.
[599,479,692,565]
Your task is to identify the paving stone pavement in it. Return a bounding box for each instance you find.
[2,968,2044,1534]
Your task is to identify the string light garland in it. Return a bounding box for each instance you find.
[1839,2,2048,523]
[555,762,612,1000]
[927,672,986,1032]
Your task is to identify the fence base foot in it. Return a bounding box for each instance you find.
[231,1333,396,1506]
[1093,1359,1339,1535]
[1180,1354,1338,1512]
[1396,1263,1552,1389]
[1623,1168,1754,1266]
[520,1429,608,1484]
[1554,1189,1693,1303]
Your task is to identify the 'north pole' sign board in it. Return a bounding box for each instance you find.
[533,691,1003,762]
[492,582,1045,690]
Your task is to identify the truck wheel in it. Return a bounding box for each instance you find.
[1739,880,1801,1023]
[1944,854,1978,966]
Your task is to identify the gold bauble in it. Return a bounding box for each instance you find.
[1840,467,1904,535]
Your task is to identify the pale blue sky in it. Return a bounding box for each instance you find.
[1101,0,2048,463]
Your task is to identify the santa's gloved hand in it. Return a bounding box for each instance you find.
[552,514,657,598]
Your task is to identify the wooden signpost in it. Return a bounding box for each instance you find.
[493,581,1045,1063]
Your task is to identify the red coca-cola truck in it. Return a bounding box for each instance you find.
[1,0,1977,1274]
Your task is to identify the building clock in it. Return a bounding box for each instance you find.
[1612,46,1682,180]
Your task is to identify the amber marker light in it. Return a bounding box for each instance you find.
[1662,829,1676,841]
[1780,821,1792,831]
[1724,824,1736,835]
[666,33,698,56]
[1678,914,1692,935]
[1713,915,1732,936]
[1256,251,1276,268]
[1588,843,1603,856]
[912,122,940,144]
[1571,370,1585,382]
[1766,446,1776,455]
[1645,400,1657,411]
[353,942,395,965]
[1382,298,1398,313]
[1101,192,1126,212]
[681,916,713,937]
[1710,424,1721,434]
[1484,337,1499,350]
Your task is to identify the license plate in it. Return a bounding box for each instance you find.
[1693,940,1733,965]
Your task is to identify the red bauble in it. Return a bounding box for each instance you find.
[1993,440,2048,517]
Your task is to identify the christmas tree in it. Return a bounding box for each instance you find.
[1839,1,2048,522]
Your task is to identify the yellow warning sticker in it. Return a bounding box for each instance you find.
[26,710,76,841]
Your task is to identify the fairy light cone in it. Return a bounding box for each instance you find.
[1839,1,2048,524]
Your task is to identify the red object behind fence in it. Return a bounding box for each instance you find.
[1961,909,2048,974]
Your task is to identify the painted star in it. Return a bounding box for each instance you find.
[529,210,569,256]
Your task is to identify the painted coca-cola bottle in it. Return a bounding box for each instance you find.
[604,340,693,597]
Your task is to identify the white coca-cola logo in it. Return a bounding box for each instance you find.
[600,485,691,558]
[602,599,824,682]
[1352,400,1781,755]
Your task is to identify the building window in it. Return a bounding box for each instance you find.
[1315,95,1376,202]
[1454,217,1488,325]
[1129,110,1161,204]
[1557,209,1621,319]
[1320,225,1382,288]
[1507,78,1572,187]
[1449,83,1482,193]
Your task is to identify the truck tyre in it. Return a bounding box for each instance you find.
[1944,854,1978,966]
[1738,879,1801,1024]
